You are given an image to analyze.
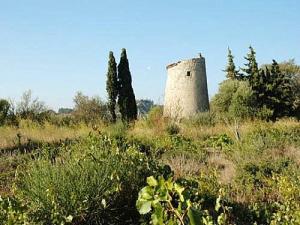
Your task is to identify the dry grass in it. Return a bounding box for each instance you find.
[162,151,236,184]
[0,120,93,150]
[128,117,169,141]
[207,152,236,184]
[284,146,300,165]
[267,146,300,166]
[162,154,203,179]
[181,118,300,142]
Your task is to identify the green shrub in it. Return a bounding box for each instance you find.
[270,174,300,224]
[243,122,300,150]
[228,81,256,119]
[159,135,209,180]
[207,134,234,150]
[211,80,256,119]
[15,134,160,225]
[255,105,274,121]
[211,80,240,114]
[187,112,216,127]
[105,119,129,139]
[0,196,31,225]
[16,90,50,124]
[237,159,292,186]
[166,123,180,136]
[73,92,109,124]
[48,114,77,127]
[0,99,10,126]
[147,106,164,127]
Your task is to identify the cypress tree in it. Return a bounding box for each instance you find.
[117,48,137,121]
[106,51,118,122]
[256,68,272,111]
[269,60,294,119]
[241,46,259,83]
[241,46,262,110]
[263,67,273,108]
[224,48,239,80]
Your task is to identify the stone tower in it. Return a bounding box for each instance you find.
[164,54,209,118]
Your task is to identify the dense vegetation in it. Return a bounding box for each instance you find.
[214,47,300,121]
[0,115,299,224]
[0,48,299,224]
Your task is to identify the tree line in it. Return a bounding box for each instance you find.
[1,47,299,126]
[0,48,139,126]
[212,46,300,121]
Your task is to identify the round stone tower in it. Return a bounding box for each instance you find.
[164,54,209,118]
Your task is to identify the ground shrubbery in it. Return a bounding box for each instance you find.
[0,118,299,224]
[1,134,164,224]
[72,92,109,125]
[1,90,299,225]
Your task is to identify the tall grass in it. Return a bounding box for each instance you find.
[0,120,92,150]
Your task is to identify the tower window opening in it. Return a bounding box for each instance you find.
[187,71,191,76]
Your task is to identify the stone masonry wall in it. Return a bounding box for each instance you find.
[164,56,209,118]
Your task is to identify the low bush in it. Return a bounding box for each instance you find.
[73,92,109,125]
[12,134,162,225]
[211,80,256,120]
[270,174,300,224]
[0,196,31,225]
[166,123,180,136]
[0,117,299,225]
[47,114,77,127]
[186,112,216,127]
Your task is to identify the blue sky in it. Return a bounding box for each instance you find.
[0,0,299,110]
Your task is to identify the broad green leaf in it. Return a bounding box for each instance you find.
[217,213,226,225]
[186,199,192,208]
[188,208,202,225]
[151,203,164,225]
[137,199,152,215]
[174,183,185,202]
[139,186,153,200]
[147,176,158,187]
[215,196,222,212]
[65,215,73,223]
[202,215,214,225]
[165,178,174,190]
[158,186,168,201]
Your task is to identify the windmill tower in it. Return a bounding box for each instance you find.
[164,54,209,118]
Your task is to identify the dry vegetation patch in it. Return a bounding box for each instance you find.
[0,120,92,150]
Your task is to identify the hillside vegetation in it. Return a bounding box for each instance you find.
[0,47,299,224]
[0,113,299,224]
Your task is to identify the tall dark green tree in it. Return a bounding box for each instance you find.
[224,48,239,79]
[255,61,294,120]
[261,59,300,118]
[241,46,261,106]
[269,60,294,119]
[241,46,259,83]
[106,51,118,122]
[117,48,137,121]
[255,68,273,116]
